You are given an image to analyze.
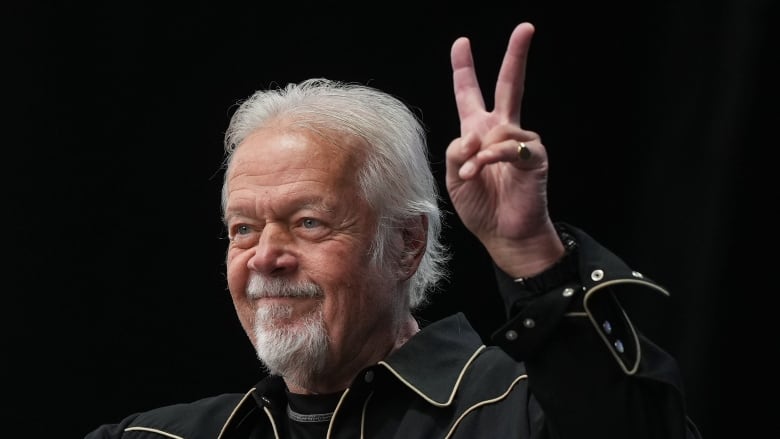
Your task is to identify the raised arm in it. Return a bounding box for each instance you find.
[445,22,565,279]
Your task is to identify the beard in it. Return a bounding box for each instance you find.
[247,274,329,388]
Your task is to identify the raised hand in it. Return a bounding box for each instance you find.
[445,22,564,278]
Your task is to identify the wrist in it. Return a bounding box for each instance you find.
[512,224,578,293]
[488,222,566,278]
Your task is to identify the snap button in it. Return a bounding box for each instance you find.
[364,370,374,383]
[631,271,643,278]
[602,320,612,334]
[591,269,604,281]
[614,339,625,353]
[522,318,536,328]
[562,287,574,297]
[505,330,518,341]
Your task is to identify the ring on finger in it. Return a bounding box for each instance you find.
[517,142,532,161]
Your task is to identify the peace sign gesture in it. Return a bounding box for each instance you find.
[445,23,565,278]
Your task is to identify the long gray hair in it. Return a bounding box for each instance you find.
[222,78,448,310]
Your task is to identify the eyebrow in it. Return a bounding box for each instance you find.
[224,197,336,221]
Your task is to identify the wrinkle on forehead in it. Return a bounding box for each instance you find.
[227,123,367,188]
[224,124,372,223]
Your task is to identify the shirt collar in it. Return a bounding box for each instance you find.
[218,313,485,436]
[378,312,485,406]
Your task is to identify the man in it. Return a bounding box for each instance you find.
[86,22,701,438]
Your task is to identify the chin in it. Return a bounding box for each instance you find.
[253,303,329,379]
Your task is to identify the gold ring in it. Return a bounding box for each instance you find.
[517,142,531,161]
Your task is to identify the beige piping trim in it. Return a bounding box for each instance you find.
[325,387,351,439]
[217,387,265,439]
[443,374,529,439]
[377,345,486,407]
[359,391,375,439]
[583,278,670,375]
[123,427,184,439]
[263,406,281,439]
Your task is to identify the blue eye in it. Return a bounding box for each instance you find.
[236,224,252,235]
[302,218,320,229]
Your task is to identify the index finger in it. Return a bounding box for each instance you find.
[494,22,535,124]
[451,36,486,130]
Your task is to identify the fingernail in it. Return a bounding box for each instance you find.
[459,162,474,178]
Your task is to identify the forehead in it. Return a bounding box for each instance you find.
[225,125,368,210]
[232,124,364,175]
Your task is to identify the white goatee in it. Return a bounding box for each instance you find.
[247,274,329,388]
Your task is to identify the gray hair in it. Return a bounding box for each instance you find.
[221,78,448,310]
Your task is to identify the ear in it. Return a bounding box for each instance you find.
[398,215,428,281]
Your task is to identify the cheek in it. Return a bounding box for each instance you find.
[226,252,247,298]
[226,251,255,332]
[319,261,393,330]
[312,257,363,319]
[226,244,255,287]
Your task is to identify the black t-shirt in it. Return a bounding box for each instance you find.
[285,389,345,439]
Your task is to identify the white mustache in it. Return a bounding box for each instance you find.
[246,275,323,300]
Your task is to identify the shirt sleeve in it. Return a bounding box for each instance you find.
[490,223,703,439]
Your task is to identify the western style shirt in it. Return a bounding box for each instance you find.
[85,224,702,439]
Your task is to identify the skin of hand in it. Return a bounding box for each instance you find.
[445,22,565,279]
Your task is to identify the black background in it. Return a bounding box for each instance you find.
[7,1,777,437]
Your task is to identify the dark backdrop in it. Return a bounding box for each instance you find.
[8,1,777,438]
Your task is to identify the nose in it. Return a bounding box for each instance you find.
[246,223,299,276]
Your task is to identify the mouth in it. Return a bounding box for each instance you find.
[246,276,324,301]
[254,296,324,326]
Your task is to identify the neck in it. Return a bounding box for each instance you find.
[391,314,420,352]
